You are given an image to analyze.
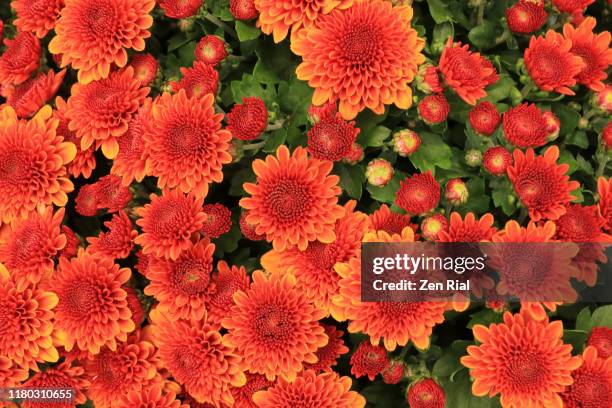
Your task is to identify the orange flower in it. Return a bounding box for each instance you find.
[49,0,155,84]
[0,356,28,388]
[508,146,579,221]
[461,311,582,407]
[587,327,612,359]
[0,105,75,223]
[240,145,344,251]
[255,0,352,43]
[0,206,66,285]
[58,225,80,260]
[0,31,41,85]
[206,261,250,326]
[0,266,58,371]
[231,373,274,408]
[438,38,499,105]
[50,249,134,354]
[350,341,389,380]
[135,190,206,260]
[307,113,360,161]
[127,53,159,86]
[561,346,612,407]
[142,90,231,199]
[563,17,612,91]
[54,96,96,179]
[144,238,215,321]
[3,69,66,118]
[368,203,416,235]
[292,0,425,119]
[252,370,365,408]
[524,29,585,95]
[395,171,440,215]
[598,177,612,233]
[151,309,246,406]
[170,62,219,99]
[305,324,349,372]
[12,0,63,38]
[111,104,150,185]
[437,212,496,242]
[330,228,447,351]
[201,203,232,238]
[117,384,186,408]
[22,362,89,407]
[86,210,137,260]
[222,271,328,381]
[66,67,149,159]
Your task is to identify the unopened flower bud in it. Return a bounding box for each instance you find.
[542,111,561,140]
[392,129,421,157]
[465,149,482,167]
[445,179,469,206]
[366,158,394,187]
[421,213,448,241]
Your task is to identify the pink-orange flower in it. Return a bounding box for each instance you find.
[598,177,612,233]
[12,0,63,38]
[117,384,186,408]
[0,31,40,85]
[231,373,273,408]
[86,211,137,260]
[0,356,28,388]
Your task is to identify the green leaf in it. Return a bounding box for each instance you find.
[178,41,196,67]
[409,132,453,174]
[360,383,405,407]
[563,330,588,351]
[231,74,277,108]
[277,75,313,127]
[433,352,462,378]
[358,126,391,147]
[491,178,516,216]
[552,103,580,136]
[336,163,365,200]
[167,33,191,52]
[214,222,243,255]
[575,307,592,331]
[485,75,515,103]
[565,131,589,149]
[164,53,181,78]
[462,177,490,214]
[263,129,287,153]
[228,167,256,196]
[468,21,497,49]
[366,171,405,204]
[558,150,578,174]
[253,40,295,84]
[235,21,261,42]
[591,305,612,328]
[467,309,504,329]
[427,0,454,23]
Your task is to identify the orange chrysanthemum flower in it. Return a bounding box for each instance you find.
[254,0,352,43]
[307,113,360,162]
[561,346,612,407]
[524,29,585,95]
[0,268,59,371]
[368,204,416,236]
[407,378,446,408]
[0,31,41,85]
[12,0,63,38]
[127,53,159,86]
[66,67,149,159]
[0,206,65,285]
[292,0,425,119]
[461,311,582,407]
[151,310,246,406]
[598,177,612,233]
[563,17,612,92]
[50,249,134,354]
[231,373,273,408]
[22,362,89,407]
[142,90,231,199]
[49,0,155,84]
[117,384,186,408]
[54,96,96,179]
[395,171,440,215]
[588,327,612,359]
[350,341,389,380]
[240,145,344,251]
[86,210,137,260]
[144,238,215,321]
[170,62,219,99]
[159,0,202,19]
[135,190,206,260]
[508,146,579,221]
[438,38,498,105]
[58,225,80,260]
[306,324,349,372]
[111,105,150,185]
[331,228,447,351]
[252,370,365,408]
[201,203,232,238]
[206,261,250,326]
[0,106,75,223]
[222,271,328,381]
[3,69,65,118]
[437,212,496,242]
[0,356,28,388]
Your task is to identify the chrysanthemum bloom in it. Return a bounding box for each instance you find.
[111,105,150,185]
[94,174,133,213]
[0,356,28,389]
[382,360,405,385]
[222,271,328,381]
[307,113,359,161]
[350,341,389,380]
[195,35,227,66]
[563,17,612,92]
[483,146,512,176]
[331,228,447,350]
[588,327,612,359]
[593,84,612,113]
[49,0,155,84]
[344,142,364,164]
[502,103,549,147]
[305,325,349,373]
[252,370,365,408]
[50,249,134,354]
[230,0,258,20]
[86,211,137,260]
[0,270,58,371]
[239,210,266,241]
[392,129,421,156]
[84,335,163,408]
[66,67,149,159]
[11,0,63,38]
[170,62,219,98]
[0,31,40,85]
[469,101,501,136]
[562,346,612,407]
[415,64,443,94]
[123,286,144,326]
[438,39,499,105]
[438,212,496,242]
[74,184,99,216]
[0,206,65,285]
[552,0,594,13]
[395,171,440,215]
[444,178,469,206]
[159,0,202,18]
[508,146,579,221]
[231,373,273,408]
[418,94,450,125]
[3,69,66,118]
[524,29,585,95]
[255,0,352,43]
[461,311,581,407]
[292,0,425,119]
[542,110,560,140]
[597,177,612,233]
[117,384,185,408]
[227,97,268,141]
[206,261,250,326]
[22,362,89,408]
[54,96,96,179]
[151,310,246,406]
[368,204,416,236]
[144,238,215,321]
[506,1,547,34]
[201,203,232,238]
[603,121,612,150]
[128,53,159,85]
[58,225,80,259]
[240,145,344,251]
[308,101,336,124]
[366,158,394,187]
[421,213,448,241]
[142,90,231,199]
[407,378,446,408]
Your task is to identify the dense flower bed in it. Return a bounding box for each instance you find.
[0,0,611,407]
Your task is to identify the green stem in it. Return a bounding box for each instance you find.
[520,83,535,100]
[477,4,485,26]
[495,30,511,45]
[266,119,286,131]
[202,13,238,40]
[243,141,266,150]
[596,155,609,178]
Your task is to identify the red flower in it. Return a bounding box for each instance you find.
[366,158,394,187]
[159,0,203,18]
[469,101,501,136]
[86,211,137,260]
[75,184,99,216]
[171,61,219,98]
[552,0,594,14]
[123,287,144,326]
[231,373,273,408]
[12,0,63,38]
[382,360,405,385]
[503,103,549,147]
[305,324,349,373]
[350,341,389,381]
[392,129,421,156]
[22,362,89,407]
[206,261,250,326]
[444,178,469,206]
[59,225,80,260]
[483,146,513,176]
[555,204,609,242]
[407,378,446,408]
[395,171,440,215]
[0,31,41,85]
[195,35,227,66]
[308,100,336,124]
[3,69,66,118]
[307,113,359,161]
[368,204,415,236]
[128,53,159,86]
[587,327,612,359]
[416,64,443,94]
[94,174,133,213]
[230,0,258,20]
[597,177,612,233]
[227,97,268,141]
[438,39,498,105]
[201,203,232,238]
[561,346,612,408]
[603,121,612,149]
[418,94,450,125]
[438,212,496,242]
[506,1,547,34]
[239,210,266,241]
